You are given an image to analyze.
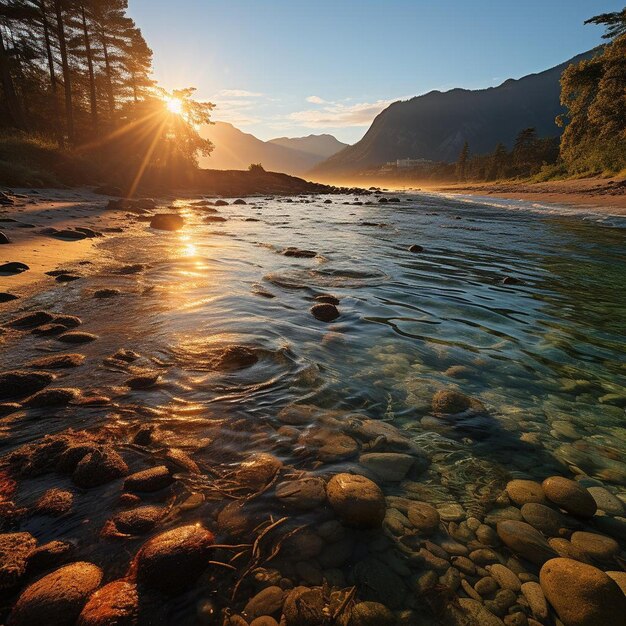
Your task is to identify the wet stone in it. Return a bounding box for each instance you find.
[431,388,472,414]
[570,531,620,561]
[326,473,386,528]
[406,501,440,534]
[236,453,282,490]
[542,476,597,518]
[540,557,626,626]
[0,370,54,400]
[5,310,54,328]
[123,465,172,492]
[488,563,521,591]
[275,477,326,509]
[136,525,214,593]
[348,601,395,626]
[207,345,259,370]
[58,331,98,344]
[73,448,128,488]
[437,502,466,522]
[506,479,547,506]
[520,581,548,622]
[520,502,568,537]
[9,562,103,626]
[93,288,120,298]
[126,372,160,389]
[150,213,184,231]
[23,387,79,408]
[358,452,415,482]
[547,537,591,563]
[0,532,37,591]
[35,488,74,516]
[243,586,285,620]
[113,505,164,534]
[587,486,624,515]
[475,576,499,596]
[282,586,325,626]
[28,353,85,369]
[310,302,339,322]
[496,520,557,566]
[77,580,139,626]
[26,541,73,577]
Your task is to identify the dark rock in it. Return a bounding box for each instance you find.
[124,466,172,492]
[282,586,325,626]
[35,488,74,516]
[73,448,128,488]
[73,227,101,238]
[126,372,160,389]
[0,292,19,302]
[26,541,73,577]
[23,387,79,408]
[5,310,54,328]
[0,532,37,591]
[9,562,103,626]
[275,477,327,510]
[408,244,423,253]
[311,303,339,322]
[57,331,98,344]
[233,199,247,205]
[0,261,29,274]
[203,215,227,222]
[113,505,164,534]
[53,229,89,240]
[542,476,597,518]
[28,354,85,369]
[431,389,472,414]
[55,274,81,283]
[135,525,214,592]
[496,520,557,566]
[31,323,68,335]
[282,247,316,258]
[327,473,386,528]
[93,288,120,298]
[314,294,339,305]
[0,231,11,244]
[520,502,568,537]
[207,345,258,370]
[150,213,184,231]
[0,370,54,399]
[348,601,395,626]
[214,200,229,206]
[243,586,284,620]
[406,501,440,534]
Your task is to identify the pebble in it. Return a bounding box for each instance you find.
[243,586,285,620]
[506,479,547,506]
[457,598,506,626]
[359,452,415,482]
[136,525,214,592]
[77,580,139,626]
[488,563,521,591]
[547,537,591,563]
[437,502,466,522]
[113,505,164,534]
[475,576,499,596]
[93,288,120,298]
[431,388,472,414]
[496,520,557,565]
[520,581,548,621]
[124,466,172,492]
[326,473,386,527]
[0,261,29,273]
[6,311,54,328]
[542,476,597,518]
[9,562,103,626]
[126,372,160,389]
[406,501,440,534]
[520,502,567,537]
[539,557,626,626]
[587,486,624,515]
[348,601,395,626]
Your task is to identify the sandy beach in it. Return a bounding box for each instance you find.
[432,177,626,214]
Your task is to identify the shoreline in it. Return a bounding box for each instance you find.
[429,177,626,215]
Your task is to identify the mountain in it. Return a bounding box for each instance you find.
[312,51,596,178]
[198,123,347,176]
[268,134,348,159]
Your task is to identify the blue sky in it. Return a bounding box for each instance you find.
[128,0,621,143]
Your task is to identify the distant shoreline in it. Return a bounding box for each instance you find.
[429,177,626,215]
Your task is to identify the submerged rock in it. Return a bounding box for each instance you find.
[0,370,54,400]
[310,303,339,322]
[93,288,120,298]
[408,244,423,253]
[406,501,440,534]
[126,372,160,389]
[0,532,37,591]
[5,311,54,328]
[28,354,85,369]
[542,476,597,518]
[124,466,172,492]
[275,477,326,510]
[207,345,259,370]
[540,558,626,626]
[23,387,79,408]
[0,292,19,302]
[359,452,415,482]
[150,213,184,231]
[236,453,282,490]
[77,580,139,626]
[282,586,325,626]
[496,520,557,565]
[9,562,103,626]
[326,473,386,528]
[506,479,547,506]
[570,531,620,561]
[73,448,128,488]
[135,525,214,592]
[282,247,316,258]
[58,331,98,344]
[348,601,395,626]
[431,389,473,414]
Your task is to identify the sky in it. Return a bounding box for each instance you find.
[127,0,621,144]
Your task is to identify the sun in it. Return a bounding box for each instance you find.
[165,97,183,115]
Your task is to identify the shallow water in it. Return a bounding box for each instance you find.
[1,191,626,621]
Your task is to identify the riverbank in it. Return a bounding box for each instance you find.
[432,177,626,214]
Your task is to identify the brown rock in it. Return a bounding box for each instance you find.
[348,601,395,626]
[506,479,546,506]
[542,476,597,518]
[113,506,164,534]
[0,370,54,400]
[432,389,472,414]
[570,531,620,561]
[496,520,557,565]
[35,488,74,516]
[282,586,325,626]
[310,303,339,322]
[73,448,128,488]
[406,501,440,534]
[243,586,284,620]
[123,466,172,492]
[275,477,326,510]
[520,502,567,537]
[327,473,386,528]
[539,557,626,626]
[78,580,138,626]
[0,532,37,591]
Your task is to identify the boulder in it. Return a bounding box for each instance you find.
[58,331,98,344]
[542,476,597,518]
[0,370,54,399]
[326,473,386,528]
[136,525,214,592]
[520,502,567,537]
[570,531,620,561]
[28,354,85,369]
[5,311,54,328]
[23,387,79,408]
[540,558,626,626]
[149,213,184,231]
[9,562,103,626]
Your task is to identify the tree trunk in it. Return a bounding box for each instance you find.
[80,3,98,135]
[53,0,74,143]
[99,30,115,122]
[40,0,63,146]
[0,25,25,129]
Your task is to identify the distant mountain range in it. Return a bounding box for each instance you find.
[312,50,596,179]
[198,122,347,176]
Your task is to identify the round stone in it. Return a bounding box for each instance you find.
[243,586,285,620]
[540,557,626,626]
[521,502,567,537]
[570,531,620,561]
[431,389,471,414]
[359,452,416,482]
[506,479,546,506]
[77,580,138,626]
[406,502,440,534]
[282,587,325,626]
[348,601,395,626]
[587,487,624,516]
[542,476,597,518]
[487,564,521,591]
[9,562,103,626]
[275,477,326,510]
[496,520,557,565]
[520,581,548,621]
[326,473,386,528]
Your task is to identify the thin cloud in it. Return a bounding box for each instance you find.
[306,95,326,104]
[288,99,397,128]
[217,89,263,98]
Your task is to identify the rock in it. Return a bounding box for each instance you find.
[9,562,103,626]
[113,505,164,534]
[311,303,339,322]
[35,488,74,516]
[587,486,624,515]
[496,520,557,565]
[0,292,19,302]
[126,372,160,389]
[475,576,499,596]
[73,448,128,488]
[31,323,68,335]
[250,617,278,626]
[233,199,247,205]
[275,477,326,509]
[300,428,358,462]
[0,370,55,400]
[53,229,88,240]
[77,580,138,626]
[236,453,282,490]
[437,502,466,522]
[5,311,54,328]
[0,532,37,591]
[207,345,258,370]
[28,353,85,368]
[542,476,597,518]
[457,598,506,626]
[93,288,120,298]
[163,448,200,474]
[406,501,440,534]
[282,247,316,258]
[150,213,184,231]
[0,261,29,274]
[243,586,284,620]
[520,502,567,537]
[26,541,73,576]
[570,531,619,561]
[353,558,406,609]
[506,479,547,506]
[58,331,98,344]
[214,199,229,206]
[203,215,227,223]
[277,404,318,425]
[282,587,325,626]
[136,525,214,592]
[315,294,339,305]
[283,529,323,560]
[23,387,79,408]
[359,452,415,482]
[547,537,591,563]
[488,564,521,591]
[0,230,10,243]
[520,581,548,621]
[539,557,626,626]
[124,466,172,492]
[326,473,386,528]
[606,571,626,594]
[348,601,395,626]
[431,389,472,414]
[408,244,423,253]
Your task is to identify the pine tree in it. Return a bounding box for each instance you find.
[456,140,469,181]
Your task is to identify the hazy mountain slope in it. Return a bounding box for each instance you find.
[312,51,596,177]
[268,134,348,158]
[198,123,345,175]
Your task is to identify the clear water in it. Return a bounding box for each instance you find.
[1,191,626,616]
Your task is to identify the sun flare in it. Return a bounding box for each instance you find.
[165,97,183,115]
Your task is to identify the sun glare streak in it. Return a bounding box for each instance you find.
[166,97,184,115]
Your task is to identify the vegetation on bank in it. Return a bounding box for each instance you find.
[0,0,213,190]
